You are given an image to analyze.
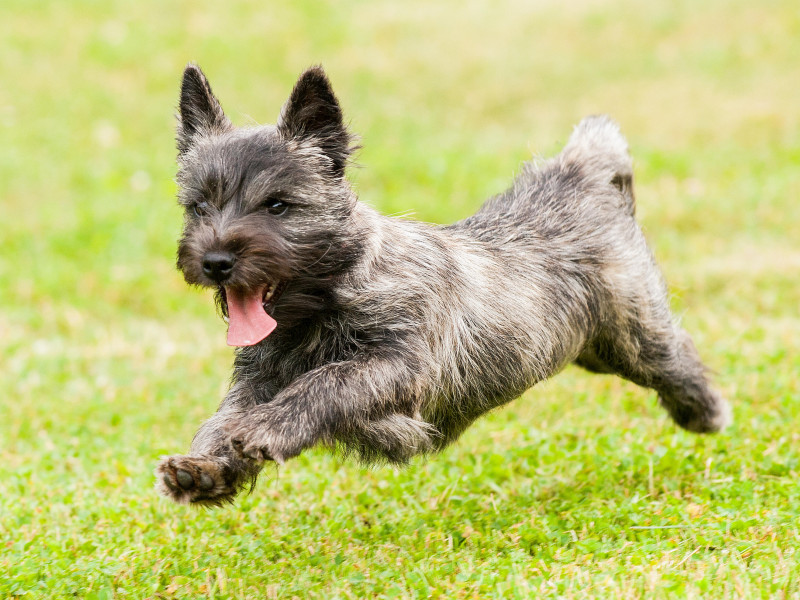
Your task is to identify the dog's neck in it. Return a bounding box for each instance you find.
[348,201,387,274]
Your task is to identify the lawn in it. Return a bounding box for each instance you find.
[1,0,799,597]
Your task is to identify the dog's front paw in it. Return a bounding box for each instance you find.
[228,419,308,466]
[155,455,241,506]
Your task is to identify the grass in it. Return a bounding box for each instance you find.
[1,0,799,597]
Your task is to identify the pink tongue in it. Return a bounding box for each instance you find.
[225,287,277,347]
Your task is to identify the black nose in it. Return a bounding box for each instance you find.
[202,251,236,283]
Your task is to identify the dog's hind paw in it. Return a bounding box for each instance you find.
[155,455,240,506]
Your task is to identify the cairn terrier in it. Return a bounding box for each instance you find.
[156,64,730,505]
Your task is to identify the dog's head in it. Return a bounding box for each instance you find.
[174,65,361,346]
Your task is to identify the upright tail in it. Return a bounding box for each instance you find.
[561,115,635,214]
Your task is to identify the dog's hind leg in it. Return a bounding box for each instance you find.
[652,326,731,433]
[579,293,731,433]
[565,116,730,432]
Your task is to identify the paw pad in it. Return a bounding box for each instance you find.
[198,472,215,491]
[176,468,194,489]
[156,455,238,505]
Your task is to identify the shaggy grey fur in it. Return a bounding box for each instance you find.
[156,64,730,506]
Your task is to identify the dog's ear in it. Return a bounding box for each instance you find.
[177,64,233,155]
[277,66,353,177]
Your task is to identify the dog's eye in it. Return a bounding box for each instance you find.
[193,201,210,217]
[264,198,289,216]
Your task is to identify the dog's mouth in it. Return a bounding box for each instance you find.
[220,282,287,347]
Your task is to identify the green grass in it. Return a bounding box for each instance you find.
[2,0,799,597]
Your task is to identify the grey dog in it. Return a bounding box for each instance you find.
[156,64,730,505]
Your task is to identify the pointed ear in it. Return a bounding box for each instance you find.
[177,64,233,155]
[277,66,354,177]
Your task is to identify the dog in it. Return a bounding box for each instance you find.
[156,64,730,505]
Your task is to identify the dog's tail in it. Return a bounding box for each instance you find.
[561,115,635,214]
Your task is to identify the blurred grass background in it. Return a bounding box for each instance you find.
[1,0,799,598]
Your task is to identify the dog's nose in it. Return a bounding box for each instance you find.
[202,251,236,283]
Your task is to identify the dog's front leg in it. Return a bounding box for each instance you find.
[228,355,430,465]
[155,382,266,505]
